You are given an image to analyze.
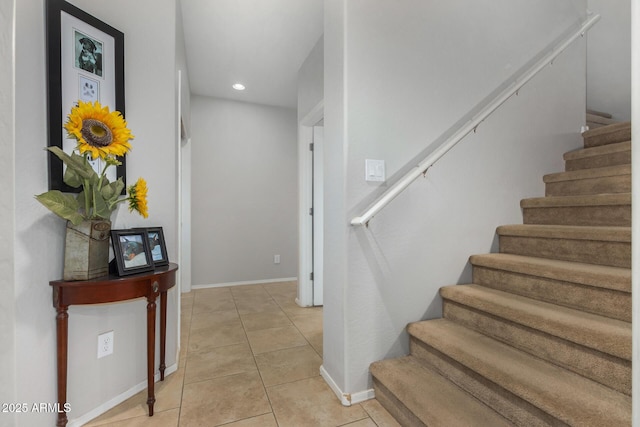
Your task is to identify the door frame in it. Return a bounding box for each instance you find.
[297,100,324,307]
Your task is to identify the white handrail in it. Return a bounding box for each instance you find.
[351,14,600,227]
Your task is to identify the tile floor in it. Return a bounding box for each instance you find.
[84,281,400,427]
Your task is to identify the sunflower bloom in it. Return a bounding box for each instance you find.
[64,100,134,160]
[128,178,148,218]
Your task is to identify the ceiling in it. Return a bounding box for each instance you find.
[180,0,324,109]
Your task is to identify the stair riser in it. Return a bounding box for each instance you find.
[499,236,630,268]
[522,205,630,227]
[409,338,563,427]
[442,301,631,395]
[565,151,630,171]
[472,266,631,322]
[545,175,631,197]
[372,379,426,427]
[583,127,631,148]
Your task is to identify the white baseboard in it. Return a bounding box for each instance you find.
[319,365,375,407]
[67,363,179,427]
[192,277,298,290]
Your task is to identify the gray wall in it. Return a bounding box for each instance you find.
[12,1,180,425]
[586,0,631,121]
[297,36,324,121]
[323,0,588,396]
[0,0,16,426]
[191,97,298,286]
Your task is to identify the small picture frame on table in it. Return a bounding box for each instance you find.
[138,227,169,267]
[110,229,154,276]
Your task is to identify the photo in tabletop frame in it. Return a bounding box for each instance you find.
[136,227,169,267]
[110,229,154,276]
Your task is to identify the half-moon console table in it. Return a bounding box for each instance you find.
[50,262,178,427]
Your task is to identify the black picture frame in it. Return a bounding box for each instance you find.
[110,229,154,276]
[46,0,126,192]
[137,227,169,267]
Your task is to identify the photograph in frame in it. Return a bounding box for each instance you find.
[146,227,169,267]
[110,229,154,276]
[46,0,126,192]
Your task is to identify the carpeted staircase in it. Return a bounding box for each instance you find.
[370,121,632,426]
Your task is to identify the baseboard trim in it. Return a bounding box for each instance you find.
[67,363,179,427]
[192,277,297,290]
[319,365,375,407]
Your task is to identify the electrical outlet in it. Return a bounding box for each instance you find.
[97,331,114,359]
[274,254,281,264]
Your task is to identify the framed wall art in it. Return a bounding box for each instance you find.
[46,0,126,192]
[110,229,154,276]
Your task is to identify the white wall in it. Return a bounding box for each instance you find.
[13,1,180,425]
[298,36,324,121]
[191,97,298,286]
[587,0,631,121]
[0,1,16,426]
[324,0,588,398]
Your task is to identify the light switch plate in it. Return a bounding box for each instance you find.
[365,159,385,182]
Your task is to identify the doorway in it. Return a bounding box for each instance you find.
[298,101,323,307]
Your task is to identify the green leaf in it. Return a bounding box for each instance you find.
[63,166,83,188]
[35,191,85,225]
[47,146,94,180]
[92,189,111,220]
[101,178,125,204]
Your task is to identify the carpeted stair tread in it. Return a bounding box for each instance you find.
[564,140,630,161]
[469,253,630,293]
[586,113,618,127]
[521,194,630,226]
[440,284,630,360]
[370,356,512,427]
[497,224,630,242]
[521,193,630,208]
[582,121,631,147]
[563,141,631,171]
[497,224,630,268]
[407,319,631,426]
[586,108,613,119]
[543,164,630,183]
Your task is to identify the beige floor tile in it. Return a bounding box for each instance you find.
[229,283,266,293]
[179,371,271,427]
[192,293,237,314]
[263,282,297,299]
[240,310,293,332]
[86,408,180,427]
[83,369,184,426]
[288,310,323,332]
[340,418,378,427]
[304,329,324,357]
[277,300,323,316]
[267,377,368,427]
[188,322,247,353]
[220,413,278,427]
[194,287,232,297]
[246,325,307,355]
[231,286,272,300]
[360,399,402,427]
[236,298,282,315]
[184,342,257,384]
[255,345,322,387]
[190,309,239,331]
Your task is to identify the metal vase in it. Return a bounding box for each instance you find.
[63,219,111,280]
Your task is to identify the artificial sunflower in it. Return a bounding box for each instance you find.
[64,100,134,160]
[127,178,149,218]
[36,101,149,225]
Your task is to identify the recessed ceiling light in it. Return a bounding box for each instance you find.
[232,83,246,91]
